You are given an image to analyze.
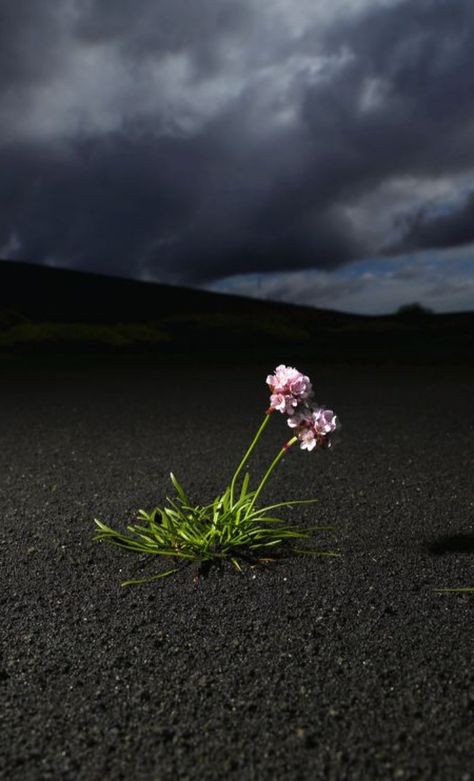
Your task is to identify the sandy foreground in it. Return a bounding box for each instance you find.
[1,359,473,780]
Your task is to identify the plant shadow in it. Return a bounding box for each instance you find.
[428,533,474,555]
[196,549,290,579]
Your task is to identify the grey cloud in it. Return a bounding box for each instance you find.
[75,0,251,69]
[0,125,363,283]
[302,1,474,188]
[0,0,67,89]
[1,0,474,288]
[212,259,474,314]
[0,132,203,277]
[388,265,421,281]
[391,192,474,253]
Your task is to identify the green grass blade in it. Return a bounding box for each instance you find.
[165,497,188,519]
[239,472,251,501]
[170,473,190,505]
[243,499,318,522]
[435,587,474,593]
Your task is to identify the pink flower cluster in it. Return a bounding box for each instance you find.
[266,364,313,415]
[266,364,338,451]
[287,407,337,451]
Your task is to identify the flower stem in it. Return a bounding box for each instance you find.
[248,436,297,512]
[229,412,272,507]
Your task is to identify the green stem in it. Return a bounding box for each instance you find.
[248,436,297,513]
[229,412,272,507]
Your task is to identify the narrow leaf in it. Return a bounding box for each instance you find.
[170,473,190,505]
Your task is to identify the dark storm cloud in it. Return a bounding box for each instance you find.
[300,0,474,197]
[391,192,474,253]
[0,126,361,282]
[1,0,474,285]
[0,134,198,276]
[0,1,65,88]
[75,0,251,72]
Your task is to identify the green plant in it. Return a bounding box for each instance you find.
[93,364,339,585]
[94,473,337,585]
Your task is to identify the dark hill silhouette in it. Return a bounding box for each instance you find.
[0,259,473,364]
[0,258,354,325]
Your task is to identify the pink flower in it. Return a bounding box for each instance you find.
[266,364,313,415]
[288,407,338,451]
[286,408,313,429]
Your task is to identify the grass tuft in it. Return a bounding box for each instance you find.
[93,472,336,585]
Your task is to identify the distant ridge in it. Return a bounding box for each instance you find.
[0,258,246,323]
[0,258,354,324]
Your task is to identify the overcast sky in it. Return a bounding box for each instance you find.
[1,0,474,313]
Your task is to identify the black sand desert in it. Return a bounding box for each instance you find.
[1,263,473,780]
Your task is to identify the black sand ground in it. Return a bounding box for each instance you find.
[1,358,474,780]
